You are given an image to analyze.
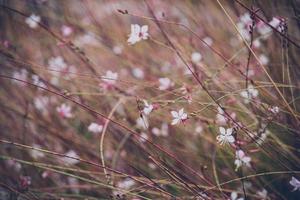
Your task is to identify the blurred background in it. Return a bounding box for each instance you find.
[0,0,300,199]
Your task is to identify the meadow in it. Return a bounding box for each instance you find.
[0,0,300,199]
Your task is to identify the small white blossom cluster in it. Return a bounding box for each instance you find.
[236,12,282,41]
[12,69,46,88]
[48,56,67,73]
[100,70,118,90]
[48,56,77,85]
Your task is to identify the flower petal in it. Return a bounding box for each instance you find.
[219,127,225,135]
[171,111,178,118]
[227,135,235,143]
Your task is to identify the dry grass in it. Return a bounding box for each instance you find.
[0,0,300,199]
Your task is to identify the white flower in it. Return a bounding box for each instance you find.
[148,162,156,169]
[32,75,46,88]
[139,132,148,143]
[68,177,79,193]
[6,159,22,172]
[240,85,259,104]
[48,56,67,73]
[231,191,244,200]
[30,144,45,159]
[56,103,73,118]
[25,14,41,29]
[255,129,271,145]
[117,178,135,189]
[63,65,77,80]
[34,96,49,111]
[237,22,251,41]
[269,106,279,114]
[12,69,28,86]
[247,69,255,77]
[143,100,153,115]
[216,127,235,145]
[75,32,98,47]
[234,150,251,170]
[136,115,149,130]
[257,21,272,37]
[203,37,213,46]
[158,77,174,90]
[269,17,281,30]
[152,123,169,137]
[257,189,268,199]
[61,25,73,37]
[171,108,188,125]
[113,45,123,55]
[253,39,261,48]
[132,68,144,79]
[195,124,203,135]
[290,177,300,191]
[88,122,103,134]
[240,12,252,26]
[191,52,202,64]
[259,54,269,65]
[102,70,118,85]
[127,24,149,45]
[63,150,80,165]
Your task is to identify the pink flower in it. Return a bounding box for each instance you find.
[56,103,73,118]
[61,25,73,37]
[234,150,251,170]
